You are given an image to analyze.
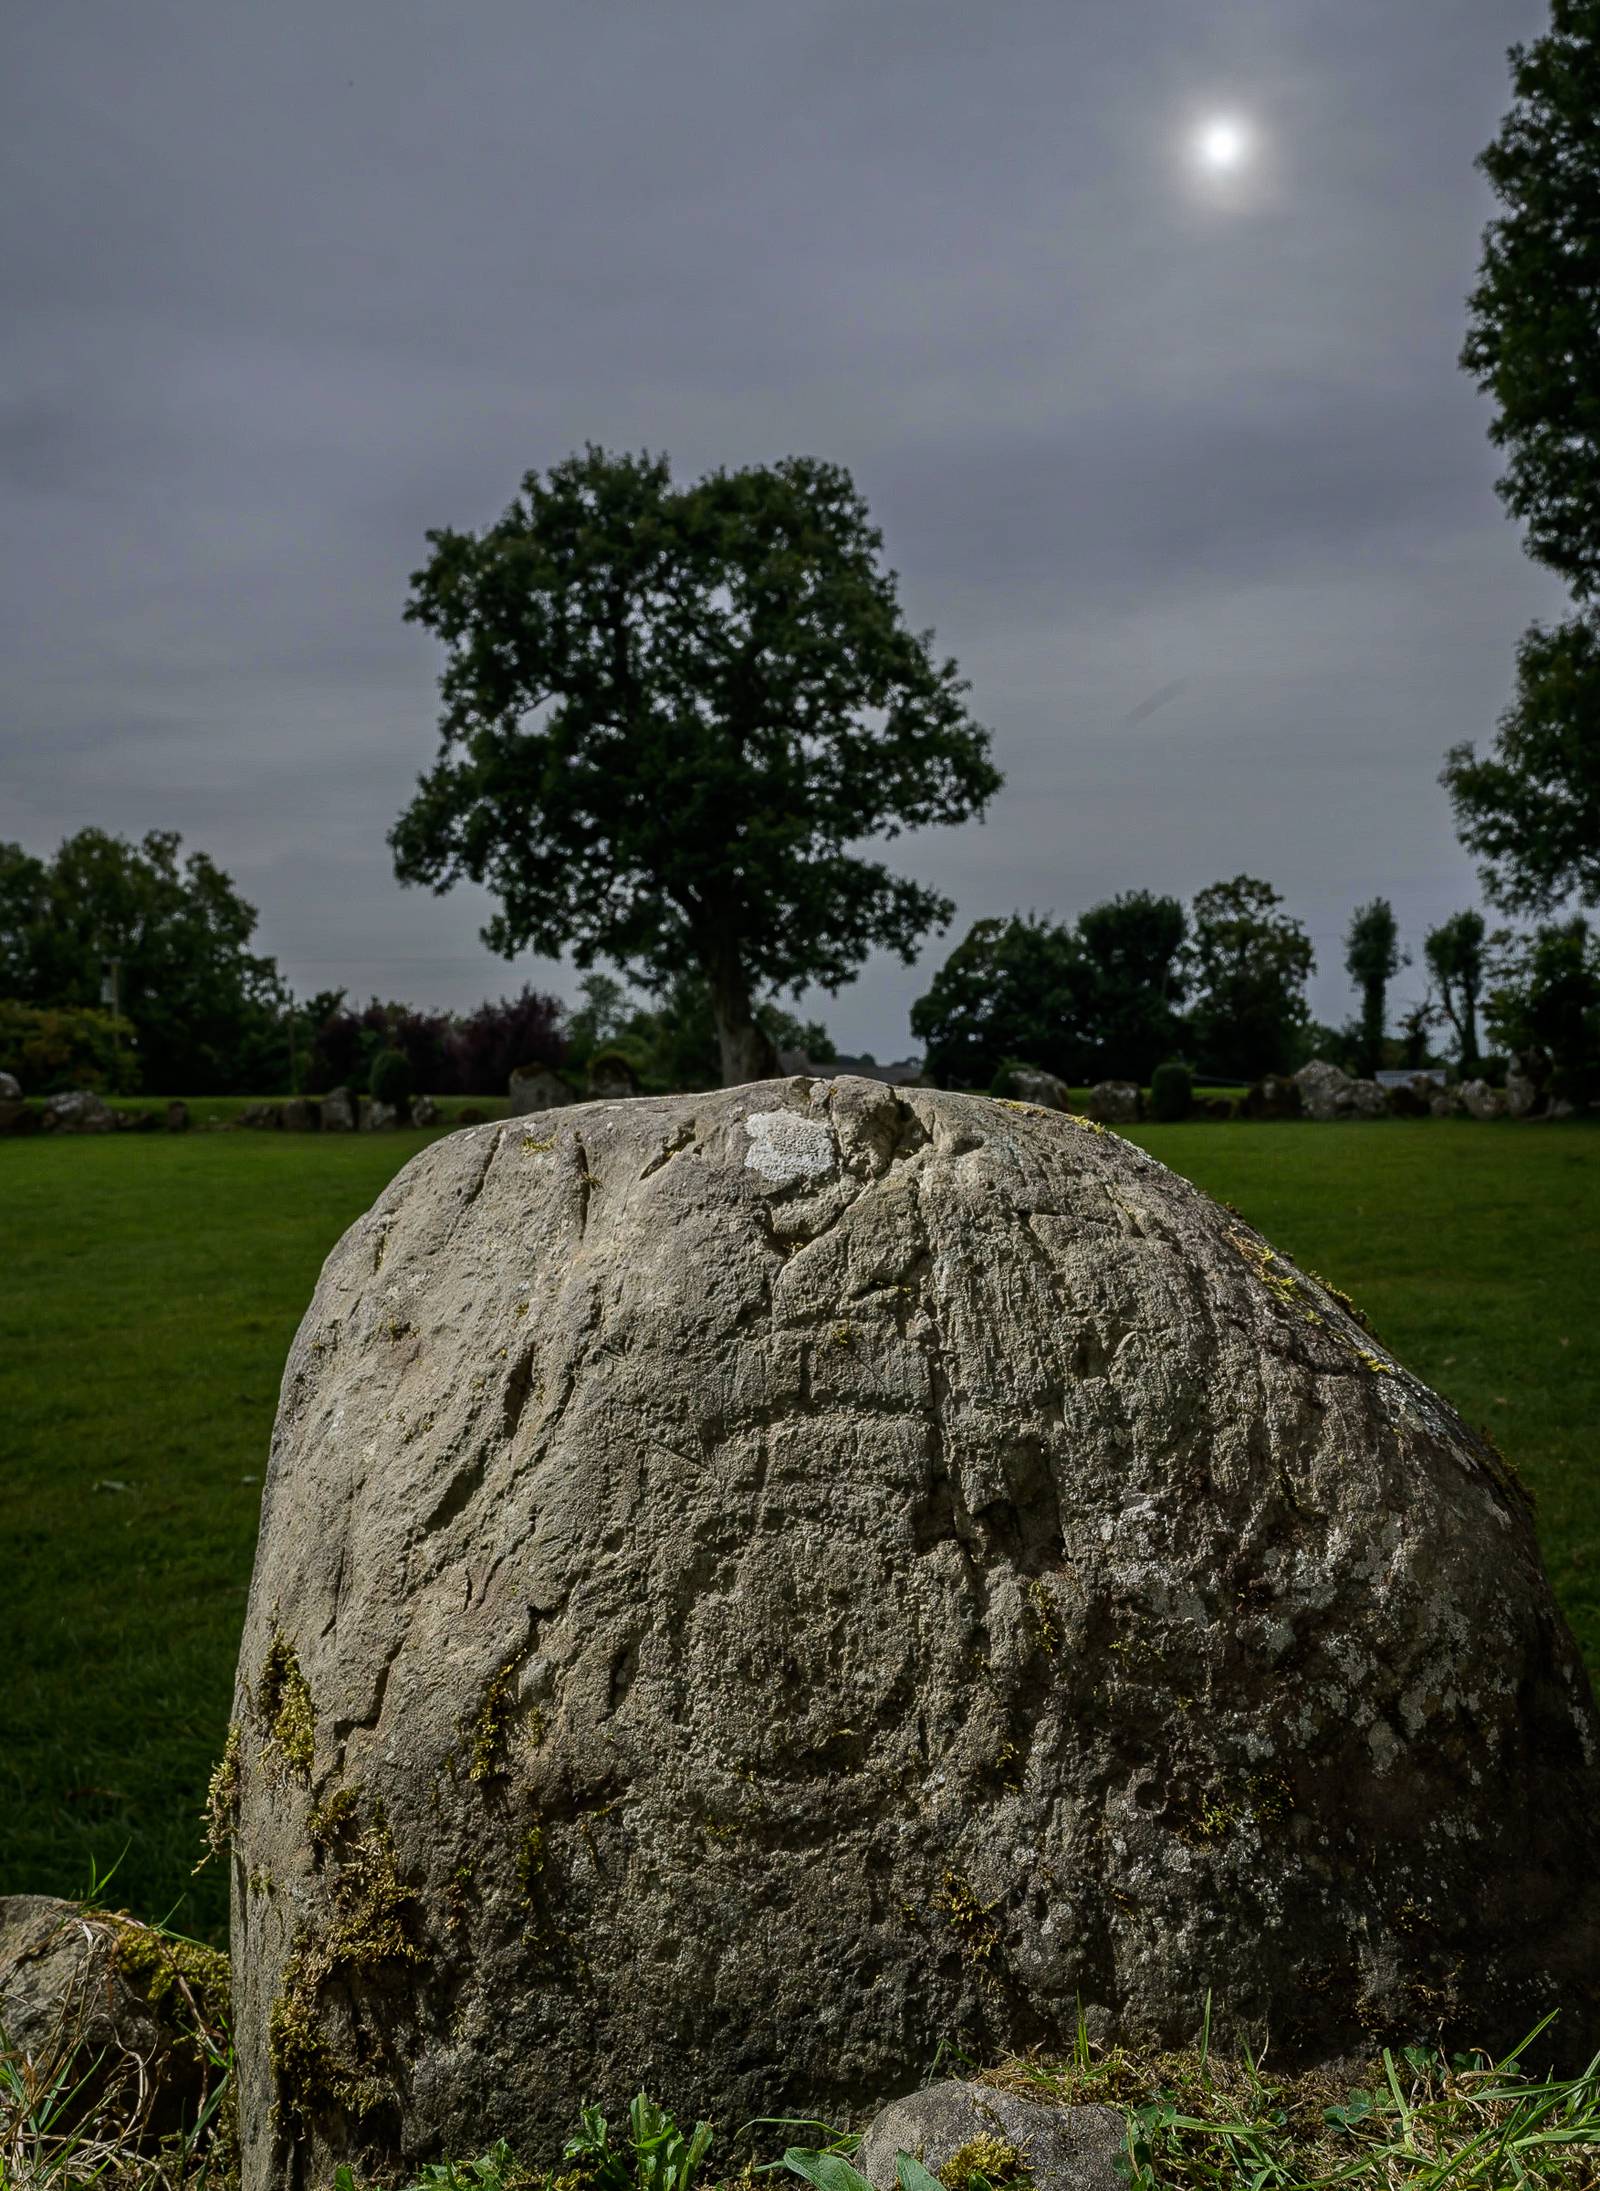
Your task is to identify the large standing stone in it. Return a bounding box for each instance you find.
[1083,1079,1140,1124]
[1505,1063,1541,1119]
[509,1066,574,1115]
[283,1098,322,1132]
[1459,1080,1507,1121]
[229,1079,1600,2190]
[0,1069,20,1100]
[41,1088,115,1132]
[1293,1059,1354,1121]
[322,1086,358,1132]
[997,1064,1071,1112]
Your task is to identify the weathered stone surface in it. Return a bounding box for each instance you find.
[1505,1064,1540,1119]
[283,1098,322,1132]
[42,1088,116,1131]
[0,1069,20,1100]
[1459,1079,1506,1121]
[0,1895,228,2144]
[364,1099,400,1130]
[1084,1079,1140,1124]
[322,1086,358,1132]
[240,1102,283,1130]
[1348,1079,1388,1119]
[856,2081,1125,2191]
[1293,1059,1354,1121]
[231,1078,1600,2189]
[1242,1075,1301,1121]
[412,1095,439,1127]
[509,1066,574,1115]
[165,1099,191,1132]
[1002,1064,1071,1112]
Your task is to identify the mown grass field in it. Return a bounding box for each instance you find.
[2,1117,1596,1944]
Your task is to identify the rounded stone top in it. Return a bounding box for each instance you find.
[229,1077,1600,2188]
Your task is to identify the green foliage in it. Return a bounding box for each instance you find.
[913,915,1084,1088]
[1344,897,1404,1078]
[0,999,140,1095]
[391,444,1000,1082]
[1426,910,1489,1070]
[1148,1061,1193,1122]
[1451,14,1600,920]
[1461,2,1600,602]
[1443,615,1600,913]
[1486,917,1600,1103]
[568,969,835,1092]
[1073,890,1189,1079]
[368,1046,415,1113]
[1184,876,1315,1079]
[564,2093,714,2191]
[912,892,1186,1090]
[0,828,286,1094]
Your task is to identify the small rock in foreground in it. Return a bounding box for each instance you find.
[855,2081,1125,2191]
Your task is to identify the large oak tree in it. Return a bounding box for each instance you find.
[391,446,1001,1084]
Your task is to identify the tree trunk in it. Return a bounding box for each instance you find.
[703,937,780,1087]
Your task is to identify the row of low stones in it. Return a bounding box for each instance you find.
[1010,1057,1566,1124]
[0,1895,1123,2191]
[0,1083,457,1136]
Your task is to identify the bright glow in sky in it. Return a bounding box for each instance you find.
[1197,116,1250,170]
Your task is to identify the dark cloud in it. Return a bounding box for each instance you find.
[0,0,1567,1050]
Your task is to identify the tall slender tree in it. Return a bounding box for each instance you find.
[1344,898,1403,1077]
[1424,910,1488,1071]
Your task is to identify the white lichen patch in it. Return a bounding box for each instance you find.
[743,1109,837,1186]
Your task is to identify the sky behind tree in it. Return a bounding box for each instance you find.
[0,0,1567,1055]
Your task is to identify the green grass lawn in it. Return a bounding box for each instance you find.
[2,1119,1596,1943]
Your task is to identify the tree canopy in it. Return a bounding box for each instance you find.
[1183,876,1314,1079]
[1443,616,1600,912]
[392,444,1001,1084]
[909,891,1187,1089]
[1461,0,1600,601]
[0,828,284,1092]
[1449,8,1600,910]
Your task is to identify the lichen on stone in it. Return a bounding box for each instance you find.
[256,1627,315,1782]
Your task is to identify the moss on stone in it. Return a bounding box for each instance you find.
[935,1869,1001,1965]
[256,1627,315,1782]
[938,2134,1031,2190]
[197,1720,243,1867]
[309,1783,360,1861]
[267,1800,423,2133]
[110,1914,232,2043]
[469,1660,536,1782]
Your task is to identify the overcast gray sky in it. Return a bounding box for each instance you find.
[0,0,1566,1056]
